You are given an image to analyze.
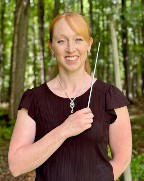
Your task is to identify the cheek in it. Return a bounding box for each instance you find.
[53,47,64,56]
[80,46,88,55]
[52,42,64,54]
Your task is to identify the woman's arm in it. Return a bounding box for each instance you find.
[8,108,67,177]
[109,106,132,180]
[8,108,93,177]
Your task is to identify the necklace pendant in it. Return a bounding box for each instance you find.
[70,100,75,114]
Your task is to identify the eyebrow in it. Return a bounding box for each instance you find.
[56,34,83,38]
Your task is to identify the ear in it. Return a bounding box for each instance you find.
[48,40,52,49]
[48,41,54,55]
[88,37,93,52]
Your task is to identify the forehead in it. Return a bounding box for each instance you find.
[53,18,76,37]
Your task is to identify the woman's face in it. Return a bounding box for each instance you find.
[49,18,93,73]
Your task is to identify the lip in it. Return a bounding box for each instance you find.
[65,55,79,61]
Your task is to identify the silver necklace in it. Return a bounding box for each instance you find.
[57,75,84,114]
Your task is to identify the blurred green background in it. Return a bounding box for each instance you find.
[0,0,144,180]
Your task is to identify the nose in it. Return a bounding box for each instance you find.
[66,41,76,53]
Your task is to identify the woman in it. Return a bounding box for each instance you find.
[8,12,132,181]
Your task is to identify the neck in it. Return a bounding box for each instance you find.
[58,70,90,93]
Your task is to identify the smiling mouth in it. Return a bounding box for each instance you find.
[65,56,79,61]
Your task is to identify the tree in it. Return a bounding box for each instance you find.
[53,0,61,17]
[110,16,122,89]
[80,0,83,15]
[9,0,30,119]
[0,0,5,103]
[121,0,132,100]
[31,13,37,88]
[110,14,132,181]
[141,0,144,95]
[46,0,61,81]
[38,0,45,84]
[88,0,93,35]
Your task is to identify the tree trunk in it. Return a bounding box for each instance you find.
[9,0,30,119]
[106,45,112,84]
[121,0,132,100]
[0,0,6,103]
[110,15,132,181]
[131,0,138,98]
[80,0,83,15]
[88,0,93,36]
[101,1,107,81]
[38,0,45,84]
[47,0,60,81]
[141,0,144,95]
[110,16,122,89]
[53,0,60,17]
[107,16,113,84]
[123,166,132,181]
[31,18,37,88]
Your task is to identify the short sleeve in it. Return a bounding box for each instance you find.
[105,85,129,124]
[18,89,36,121]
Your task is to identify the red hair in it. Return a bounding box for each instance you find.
[49,12,92,74]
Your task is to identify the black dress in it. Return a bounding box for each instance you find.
[18,79,129,181]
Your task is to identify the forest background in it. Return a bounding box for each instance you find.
[0,0,144,181]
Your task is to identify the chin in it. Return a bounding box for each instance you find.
[58,61,85,73]
[66,65,85,72]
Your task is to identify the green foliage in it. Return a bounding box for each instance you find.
[131,152,144,180]
[0,119,15,142]
[0,0,143,95]
[0,107,8,116]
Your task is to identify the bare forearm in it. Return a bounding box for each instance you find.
[9,125,67,177]
[110,158,131,180]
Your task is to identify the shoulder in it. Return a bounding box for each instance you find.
[19,83,47,105]
[93,79,126,95]
[93,79,112,94]
[18,83,47,110]
[25,83,46,96]
[93,79,129,106]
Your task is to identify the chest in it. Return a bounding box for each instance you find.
[34,90,109,144]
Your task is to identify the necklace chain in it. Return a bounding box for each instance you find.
[57,75,85,114]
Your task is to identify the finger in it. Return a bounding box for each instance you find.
[85,113,94,119]
[84,123,92,130]
[85,118,93,124]
[78,107,92,114]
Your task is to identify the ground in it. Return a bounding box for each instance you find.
[0,98,144,181]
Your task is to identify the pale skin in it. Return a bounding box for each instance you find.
[8,18,132,180]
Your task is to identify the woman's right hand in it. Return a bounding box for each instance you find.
[60,108,94,138]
